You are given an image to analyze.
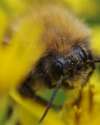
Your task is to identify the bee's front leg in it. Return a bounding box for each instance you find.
[18,83,62,109]
[18,83,36,99]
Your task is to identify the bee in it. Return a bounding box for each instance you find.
[14,1,100,123]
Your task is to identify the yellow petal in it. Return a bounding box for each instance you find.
[10,88,65,125]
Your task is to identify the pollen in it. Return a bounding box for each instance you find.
[87,60,89,62]
[78,60,80,63]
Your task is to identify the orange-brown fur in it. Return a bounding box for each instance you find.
[31,4,91,56]
[19,3,92,90]
[15,2,94,92]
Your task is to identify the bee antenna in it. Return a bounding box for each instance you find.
[80,59,100,69]
[87,60,100,64]
[39,75,64,124]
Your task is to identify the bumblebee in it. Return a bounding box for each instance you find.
[15,2,100,123]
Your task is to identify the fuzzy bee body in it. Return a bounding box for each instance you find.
[17,3,96,122]
[19,4,94,92]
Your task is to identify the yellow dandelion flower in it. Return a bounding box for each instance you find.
[0,0,45,93]
[60,71,100,125]
[0,0,100,125]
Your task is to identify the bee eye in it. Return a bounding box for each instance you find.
[51,55,65,81]
[79,49,88,61]
[53,61,62,73]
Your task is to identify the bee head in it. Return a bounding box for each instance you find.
[51,47,88,88]
[39,47,90,124]
[39,46,100,123]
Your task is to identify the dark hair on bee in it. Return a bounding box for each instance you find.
[16,1,100,123]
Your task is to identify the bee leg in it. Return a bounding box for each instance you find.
[18,83,36,99]
[35,95,62,109]
[18,83,62,109]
